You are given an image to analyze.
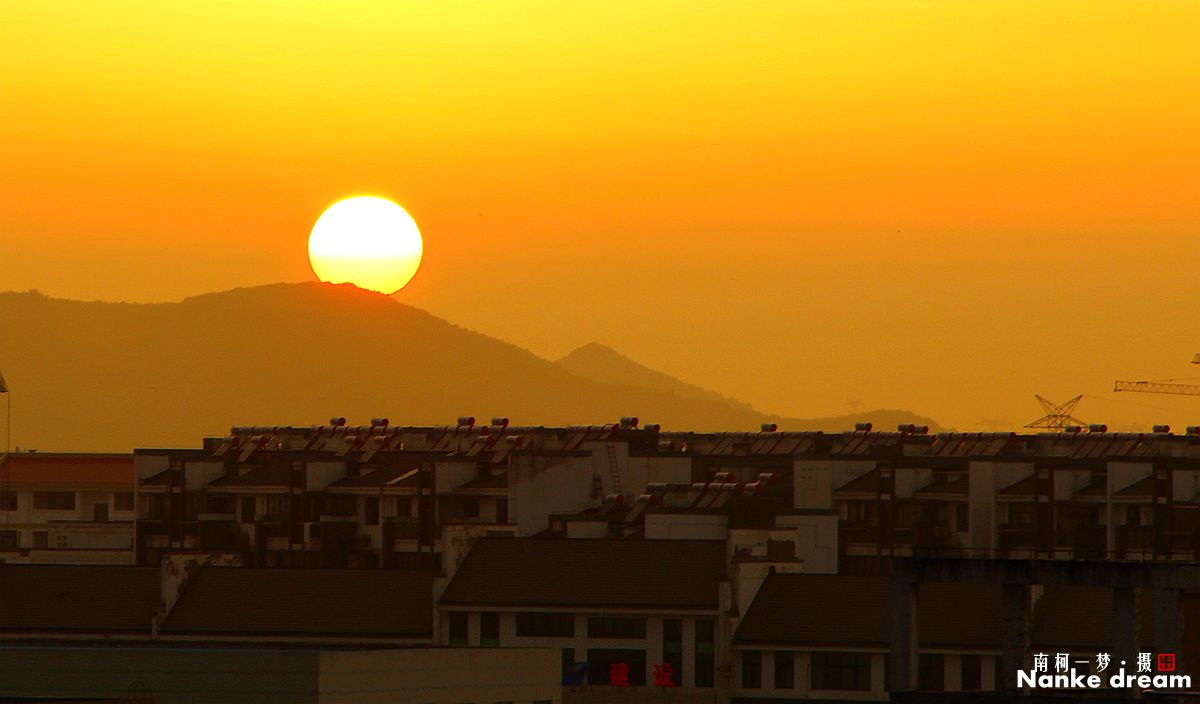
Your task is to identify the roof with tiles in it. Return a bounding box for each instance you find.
[327,465,424,489]
[160,568,434,638]
[440,537,726,610]
[0,453,134,488]
[736,573,1150,651]
[0,565,157,633]
[735,573,1003,648]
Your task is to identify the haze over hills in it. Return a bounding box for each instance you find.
[0,283,940,452]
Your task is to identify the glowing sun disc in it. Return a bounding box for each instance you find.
[308,196,423,294]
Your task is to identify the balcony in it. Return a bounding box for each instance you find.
[998,524,1037,557]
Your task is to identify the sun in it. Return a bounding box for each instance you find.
[308,196,423,294]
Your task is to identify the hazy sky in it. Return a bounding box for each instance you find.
[3,1,1199,431]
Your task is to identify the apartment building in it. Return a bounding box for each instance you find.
[437,538,730,700]
[133,418,666,568]
[0,452,135,564]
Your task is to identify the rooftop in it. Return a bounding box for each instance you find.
[440,537,726,610]
[0,453,134,488]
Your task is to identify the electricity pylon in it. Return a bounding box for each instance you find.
[1024,395,1086,431]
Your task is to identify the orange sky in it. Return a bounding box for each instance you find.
[2,1,1199,431]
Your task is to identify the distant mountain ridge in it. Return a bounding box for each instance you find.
[0,283,940,451]
[555,342,757,412]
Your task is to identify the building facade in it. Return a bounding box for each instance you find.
[0,452,135,564]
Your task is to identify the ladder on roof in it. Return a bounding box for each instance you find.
[605,442,622,495]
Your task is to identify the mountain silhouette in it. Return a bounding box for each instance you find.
[0,283,940,451]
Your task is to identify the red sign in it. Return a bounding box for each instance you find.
[653,662,677,687]
[609,662,631,687]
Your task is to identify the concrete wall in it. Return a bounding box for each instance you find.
[318,647,560,704]
[644,513,727,540]
[510,456,595,537]
[794,460,875,509]
[0,646,561,704]
[0,646,320,704]
[305,461,346,491]
[184,460,225,491]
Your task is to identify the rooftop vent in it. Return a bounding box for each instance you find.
[854,422,873,432]
[370,417,389,428]
[1188,426,1200,436]
[1088,424,1108,433]
[490,417,510,428]
[1153,425,1171,433]
[456,416,475,427]
[329,417,346,427]
[619,416,640,429]
[760,423,778,432]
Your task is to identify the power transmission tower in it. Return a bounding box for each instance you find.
[1024,395,1085,431]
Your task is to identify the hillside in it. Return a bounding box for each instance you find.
[0,283,940,451]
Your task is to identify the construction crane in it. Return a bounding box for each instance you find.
[1113,353,1200,397]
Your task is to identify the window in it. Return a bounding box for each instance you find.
[33,531,48,549]
[516,612,574,638]
[114,492,134,511]
[327,495,356,517]
[496,498,509,523]
[395,497,413,517]
[142,494,165,520]
[364,497,379,526]
[0,490,16,511]
[33,491,74,511]
[961,654,982,691]
[480,612,499,646]
[448,612,467,646]
[0,530,17,550]
[918,653,945,691]
[846,501,878,526]
[587,617,646,639]
[811,652,871,691]
[1009,504,1035,526]
[461,497,480,519]
[694,619,715,687]
[896,503,922,529]
[562,648,584,686]
[55,535,68,548]
[240,496,256,523]
[955,503,969,532]
[587,648,646,686]
[774,650,795,689]
[662,619,683,687]
[207,494,234,514]
[741,649,762,689]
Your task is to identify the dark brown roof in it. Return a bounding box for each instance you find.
[916,475,968,497]
[440,538,725,609]
[328,465,421,489]
[0,565,158,633]
[138,469,175,486]
[455,472,507,491]
[1031,585,1107,650]
[735,573,1002,649]
[207,464,293,488]
[833,470,879,495]
[998,475,1036,496]
[1114,476,1155,498]
[161,568,433,638]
